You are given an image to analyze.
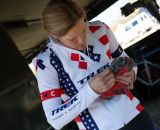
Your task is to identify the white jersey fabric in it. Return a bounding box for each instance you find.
[32,21,144,130]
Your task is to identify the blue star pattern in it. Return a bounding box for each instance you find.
[50,48,78,97]
[80,109,99,130]
[111,45,123,58]
[87,45,101,62]
[49,48,99,130]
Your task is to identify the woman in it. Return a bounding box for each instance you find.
[32,0,159,130]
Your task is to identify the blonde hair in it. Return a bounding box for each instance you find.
[42,0,85,37]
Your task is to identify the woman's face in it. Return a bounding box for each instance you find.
[58,18,87,51]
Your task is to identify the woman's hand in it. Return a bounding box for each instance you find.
[88,69,116,95]
[115,69,135,89]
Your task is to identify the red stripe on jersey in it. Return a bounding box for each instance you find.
[136,104,144,112]
[106,50,111,59]
[40,89,64,101]
[125,89,134,100]
[71,53,79,61]
[99,35,109,45]
[74,116,81,122]
[89,26,101,33]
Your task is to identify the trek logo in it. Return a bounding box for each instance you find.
[52,95,78,116]
[77,63,109,85]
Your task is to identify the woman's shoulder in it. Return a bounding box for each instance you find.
[89,20,103,26]
[88,20,110,32]
[32,46,51,69]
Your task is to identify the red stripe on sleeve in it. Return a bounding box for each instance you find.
[74,116,81,122]
[125,89,134,101]
[136,104,144,112]
[40,88,64,101]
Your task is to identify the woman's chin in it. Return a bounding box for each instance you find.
[77,45,87,51]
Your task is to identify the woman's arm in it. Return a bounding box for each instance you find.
[33,58,99,129]
[102,22,137,88]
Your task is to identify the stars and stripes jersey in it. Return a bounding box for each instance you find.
[32,20,143,130]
